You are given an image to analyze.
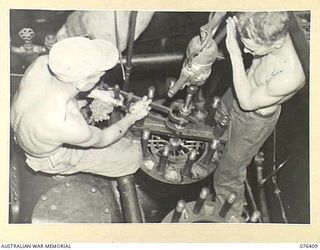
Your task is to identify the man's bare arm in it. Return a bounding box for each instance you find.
[55,97,151,148]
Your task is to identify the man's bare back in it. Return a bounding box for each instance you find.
[11,55,64,156]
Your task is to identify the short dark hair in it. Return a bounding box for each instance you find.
[236,12,290,45]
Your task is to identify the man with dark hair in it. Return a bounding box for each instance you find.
[11,37,151,177]
[213,12,305,221]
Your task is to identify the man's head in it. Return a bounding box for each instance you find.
[236,12,289,56]
[48,37,119,91]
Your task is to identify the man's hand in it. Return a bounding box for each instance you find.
[88,89,123,106]
[226,16,242,58]
[128,96,152,121]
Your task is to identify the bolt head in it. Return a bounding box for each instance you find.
[40,195,48,201]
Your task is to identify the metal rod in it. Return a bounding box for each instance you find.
[219,192,237,218]
[171,200,185,223]
[158,144,170,173]
[117,175,143,223]
[182,149,197,177]
[141,129,151,158]
[244,179,262,223]
[123,11,138,91]
[193,187,209,214]
[254,152,271,223]
[204,139,220,166]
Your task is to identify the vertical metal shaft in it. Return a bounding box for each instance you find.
[125,92,134,112]
[157,144,170,173]
[204,139,220,166]
[123,11,138,91]
[117,175,143,223]
[181,86,198,115]
[182,149,197,177]
[213,114,230,138]
[171,200,186,223]
[193,187,209,214]
[109,84,122,124]
[141,129,151,158]
[206,96,221,126]
[136,86,156,127]
[255,152,270,223]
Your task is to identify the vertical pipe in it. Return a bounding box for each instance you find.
[255,152,271,223]
[117,175,143,223]
[123,11,138,91]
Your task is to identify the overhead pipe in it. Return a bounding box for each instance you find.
[123,11,138,91]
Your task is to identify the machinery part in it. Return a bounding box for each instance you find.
[117,175,143,223]
[244,179,262,223]
[193,187,209,215]
[157,144,170,173]
[213,114,230,138]
[139,133,217,185]
[167,13,227,98]
[219,192,237,218]
[109,84,122,124]
[19,28,35,46]
[11,28,46,57]
[254,151,270,223]
[250,210,262,223]
[204,138,220,166]
[179,85,199,118]
[136,85,156,127]
[123,11,138,91]
[32,181,112,223]
[170,200,186,223]
[125,92,134,112]
[133,115,219,142]
[141,129,151,158]
[181,148,197,177]
[44,34,57,50]
[206,96,221,126]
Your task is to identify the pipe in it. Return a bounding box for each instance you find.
[120,52,184,67]
[117,175,143,223]
[254,152,271,223]
[123,11,138,91]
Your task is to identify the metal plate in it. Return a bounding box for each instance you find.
[32,181,112,223]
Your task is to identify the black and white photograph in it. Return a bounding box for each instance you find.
[9,9,310,226]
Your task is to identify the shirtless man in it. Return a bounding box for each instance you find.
[11,37,151,177]
[213,12,306,221]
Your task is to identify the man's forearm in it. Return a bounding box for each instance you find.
[231,55,253,110]
[97,113,137,147]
